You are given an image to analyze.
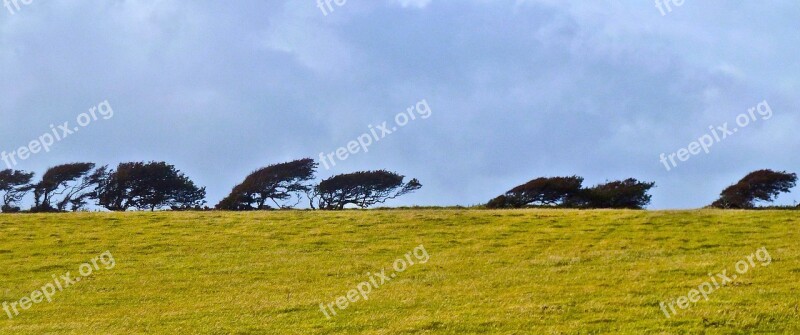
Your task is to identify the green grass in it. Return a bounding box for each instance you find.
[0,209,798,334]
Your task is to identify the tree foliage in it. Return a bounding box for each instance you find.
[0,169,35,212]
[487,176,655,209]
[31,163,100,212]
[711,169,797,209]
[487,176,584,208]
[315,170,421,210]
[577,178,656,209]
[216,158,317,210]
[95,161,206,211]
[486,195,512,209]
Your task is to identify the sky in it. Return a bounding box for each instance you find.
[0,0,798,209]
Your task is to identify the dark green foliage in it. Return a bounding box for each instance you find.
[31,163,100,212]
[488,176,584,208]
[315,170,421,210]
[0,169,35,212]
[711,169,797,209]
[577,178,656,209]
[486,195,511,209]
[95,161,206,211]
[216,159,317,210]
[488,176,654,209]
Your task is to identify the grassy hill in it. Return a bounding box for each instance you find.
[0,210,798,334]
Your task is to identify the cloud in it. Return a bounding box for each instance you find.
[0,0,797,209]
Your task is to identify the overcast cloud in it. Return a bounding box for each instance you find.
[1,0,798,209]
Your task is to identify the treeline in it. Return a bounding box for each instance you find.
[0,159,421,212]
[0,159,796,212]
[486,169,797,210]
[215,159,420,210]
[486,176,656,209]
[0,162,206,212]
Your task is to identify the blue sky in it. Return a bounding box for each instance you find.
[1,0,798,209]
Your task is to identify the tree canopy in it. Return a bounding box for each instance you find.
[487,176,584,208]
[2,159,798,212]
[488,176,655,209]
[578,178,656,209]
[315,170,421,210]
[31,162,101,212]
[0,169,35,212]
[216,158,317,210]
[711,169,797,209]
[95,161,206,211]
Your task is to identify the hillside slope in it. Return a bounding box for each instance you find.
[0,210,797,334]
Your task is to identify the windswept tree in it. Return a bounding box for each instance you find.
[711,169,797,209]
[487,176,584,208]
[62,166,107,211]
[486,195,513,209]
[0,169,35,212]
[216,158,317,210]
[93,162,138,211]
[577,178,656,209]
[315,170,421,210]
[95,161,206,211]
[31,163,102,212]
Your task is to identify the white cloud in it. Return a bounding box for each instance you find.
[1,0,798,208]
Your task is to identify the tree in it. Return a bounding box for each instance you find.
[0,169,35,212]
[577,178,656,209]
[216,158,317,210]
[93,162,137,211]
[215,186,256,211]
[711,169,797,209]
[487,176,584,208]
[62,167,107,211]
[94,161,207,211]
[31,163,100,212]
[486,195,511,209]
[315,170,421,210]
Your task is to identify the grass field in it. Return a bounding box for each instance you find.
[0,209,798,334]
